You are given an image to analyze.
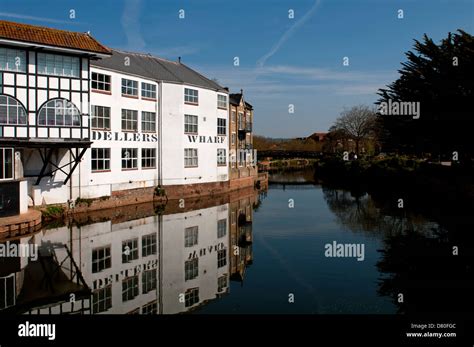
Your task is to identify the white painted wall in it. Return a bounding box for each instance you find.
[77,67,160,199]
[161,204,229,314]
[161,83,229,186]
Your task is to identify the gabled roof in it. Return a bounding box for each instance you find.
[91,49,227,92]
[0,20,111,55]
[230,93,253,110]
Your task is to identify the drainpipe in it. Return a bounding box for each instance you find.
[158,81,163,186]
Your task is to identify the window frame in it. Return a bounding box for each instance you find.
[141,82,156,100]
[37,98,81,127]
[217,118,226,136]
[121,148,138,170]
[0,48,26,73]
[184,114,198,134]
[184,148,198,168]
[37,52,79,78]
[0,95,27,125]
[121,78,139,97]
[0,147,14,180]
[141,111,156,133]
[122,275,139,302]
[141,148,156,169]
[142,233,157,257]
[91,72,111,93]
[217,148,227,166]
[185,226,198,247]
[184,88,199,105]
[121,109,138,132]
[217,94,228,109]
[185,258,199,281]
[91,105,111,130]
[92,246,112,273]
[91,148,111,172]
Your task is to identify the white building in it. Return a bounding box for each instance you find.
[80,49,229,199]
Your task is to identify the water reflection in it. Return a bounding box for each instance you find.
[0,191,259,314]
[323,186,474,314]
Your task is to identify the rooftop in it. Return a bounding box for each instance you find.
[91,49,227,92]
[0,20,111,55]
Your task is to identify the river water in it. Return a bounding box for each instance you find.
[1,170,471,314]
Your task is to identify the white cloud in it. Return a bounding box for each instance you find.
[121,0,146,51]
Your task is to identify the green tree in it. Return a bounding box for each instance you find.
[377,30,474,158]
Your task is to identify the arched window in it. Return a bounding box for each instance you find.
[38,98,81,127]
[0,95,27,125]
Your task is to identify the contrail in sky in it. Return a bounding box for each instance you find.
[257,0,322,67]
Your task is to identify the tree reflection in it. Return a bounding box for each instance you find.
[323,186,474,314]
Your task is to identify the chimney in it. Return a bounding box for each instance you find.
[178,56,181,63]
[240,88,243,95]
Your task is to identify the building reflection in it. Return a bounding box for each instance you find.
[0,191,259,314]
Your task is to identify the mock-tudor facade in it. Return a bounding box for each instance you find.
[0,20,111,216]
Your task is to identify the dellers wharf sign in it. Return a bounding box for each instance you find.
[92,130,158,142]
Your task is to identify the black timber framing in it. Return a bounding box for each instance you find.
[0,139,91,185]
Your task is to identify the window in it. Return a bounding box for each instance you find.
[122,238,139,263]
[141,148,156,169]
[239,150,246,167]
[121,109,138,131]
[217,118,226,136]
[184,115,198,134]
[218,275,227,292]
[37,53,79,77]
[0,95,27,125]
[232,110,236,123]
[91,105,110,129]
[0,148,14,180]
[217,219,227,238]
[122,78,138,96]
[217,148,226,166]
[122,148,138,170]
[184,148,198,167]
[185,288,199,307]
[122,276,139,302]
[91,72,111,92]
[185,226,198,247]
[0,48,26,72]
[142,301,157,314]
[92,246,111,273]
[184,88,198,104]
[91,148,110,172]
[185,258,199,281]
[217,249,227,268]
[238,112,244,129]
[141,82,156,99]
[142,269,157,294]
[141,112,156,132]
[231,133,236,146]
[217,94,227,109]
[0,275,15,309]
[142,233,157,257]
[38,99,81,126]
[92,286,112,313]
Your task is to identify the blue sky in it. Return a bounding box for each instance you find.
[0,0,473,137]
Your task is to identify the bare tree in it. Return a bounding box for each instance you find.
[330,105,377,155]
